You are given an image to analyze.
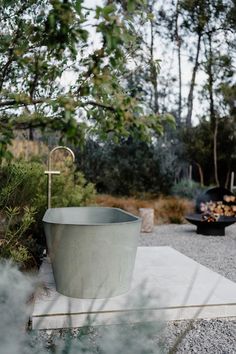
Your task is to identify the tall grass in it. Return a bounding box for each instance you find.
[95,195,194,224]
[9,140,49,162]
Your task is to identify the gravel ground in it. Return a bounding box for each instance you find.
[139,223,236,353]
[37,223,236,353]
[140,223,236,283]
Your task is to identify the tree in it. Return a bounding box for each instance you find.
[124,1,161,114]
[180,120,213,186]
[76,136,177,196]
[174,0,183,125]
[0,0,174,161]
[199,0,236,185]
[180,110,236,188]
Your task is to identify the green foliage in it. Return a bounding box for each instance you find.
[0,261,167,354]
[179,117,236,187]
[9,245,30,265]
[0,160,96,268]
[0,206,36,268]
[51,171,96,208]
[0,161,46,210]
[171,179,207,200]
[0,160,95,209]
[0,261,37,354]
[0,0,170,157]
[77,137,178,197]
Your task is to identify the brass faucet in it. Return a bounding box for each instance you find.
[45,146,75,209]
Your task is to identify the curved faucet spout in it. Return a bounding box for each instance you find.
[48,146,75,170]
[45,146,75,209]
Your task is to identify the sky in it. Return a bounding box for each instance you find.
[61,0,208,126]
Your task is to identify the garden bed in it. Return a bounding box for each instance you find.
[95,194,194,225]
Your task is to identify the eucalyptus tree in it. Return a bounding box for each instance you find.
[158,0,235,185]
[0,0,175,160]
[199,0,236,185]
[124,1,162,114]
[157,0,184,125]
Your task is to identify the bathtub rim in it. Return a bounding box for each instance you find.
[42,206,141,226]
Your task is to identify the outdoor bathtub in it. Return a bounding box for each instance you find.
[43,207,141,299]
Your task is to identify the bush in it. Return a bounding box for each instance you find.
[77,138,178,197]
[0,261,167,354]
[0,261,37,354]
[171,179,207,200]
[0,206,37,269]
[0,161,96,268]
[156,197,194,224]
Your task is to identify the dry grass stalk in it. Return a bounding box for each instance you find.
[8,140,74,173]
[95,195,194,224]
[9,140,49,161]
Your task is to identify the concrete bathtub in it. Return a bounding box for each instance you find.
[43,207,141,299]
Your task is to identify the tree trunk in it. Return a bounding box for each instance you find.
[29,127,34,141]
[195,162,204,186]
[175,0,182,125]
[206,31,219,186]
[213,119,219,186]
[186,32,202,127]
[149,9,159,114]
[207,34,215,126]
[224,167,231,188]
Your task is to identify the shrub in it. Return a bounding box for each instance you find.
[0,206,37,269]
[0,261,167,354]
[76,138,178,197]
[156,197,194,224]
[0,161,96,268]
[51,171,96,208]
[171,179,207,200]
[0,261,36,354]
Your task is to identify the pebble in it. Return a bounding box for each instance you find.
[36,223,236,353]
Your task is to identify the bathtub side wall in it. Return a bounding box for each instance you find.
[44,212,141,299]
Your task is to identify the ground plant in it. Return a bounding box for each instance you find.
[76,137,178,196]
[0,261,166,354]
[171,179,207,200]
[0,160,95,268]
[95,194,194,224]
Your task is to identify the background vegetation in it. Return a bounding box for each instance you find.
[0,159,95,269]
[0,2,235,352]
[0,0,235,187]
[0,261,168,354]
[0,0,235,267]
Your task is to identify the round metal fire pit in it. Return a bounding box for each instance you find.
[186,187,236,236]
[185,213,236,236]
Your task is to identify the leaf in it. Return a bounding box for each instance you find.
[127,0,136,12]
[75,0,82,14]
[102,4,117,18]
[162,113,176,127]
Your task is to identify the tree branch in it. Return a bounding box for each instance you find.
[83,100,116,111]
[0,98,47,107]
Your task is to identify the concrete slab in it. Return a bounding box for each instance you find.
[32,247,236,329]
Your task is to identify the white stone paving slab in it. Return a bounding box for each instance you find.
[32,247,236,329]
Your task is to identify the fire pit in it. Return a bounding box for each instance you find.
[185,187,236,236]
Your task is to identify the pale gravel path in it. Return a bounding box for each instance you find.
[139,223,236,283]
[37,223,236,353]
[139,223,236,353]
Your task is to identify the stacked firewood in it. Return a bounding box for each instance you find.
[223,195,236,203]
[201,212,220,222]
[200,195,236,222]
